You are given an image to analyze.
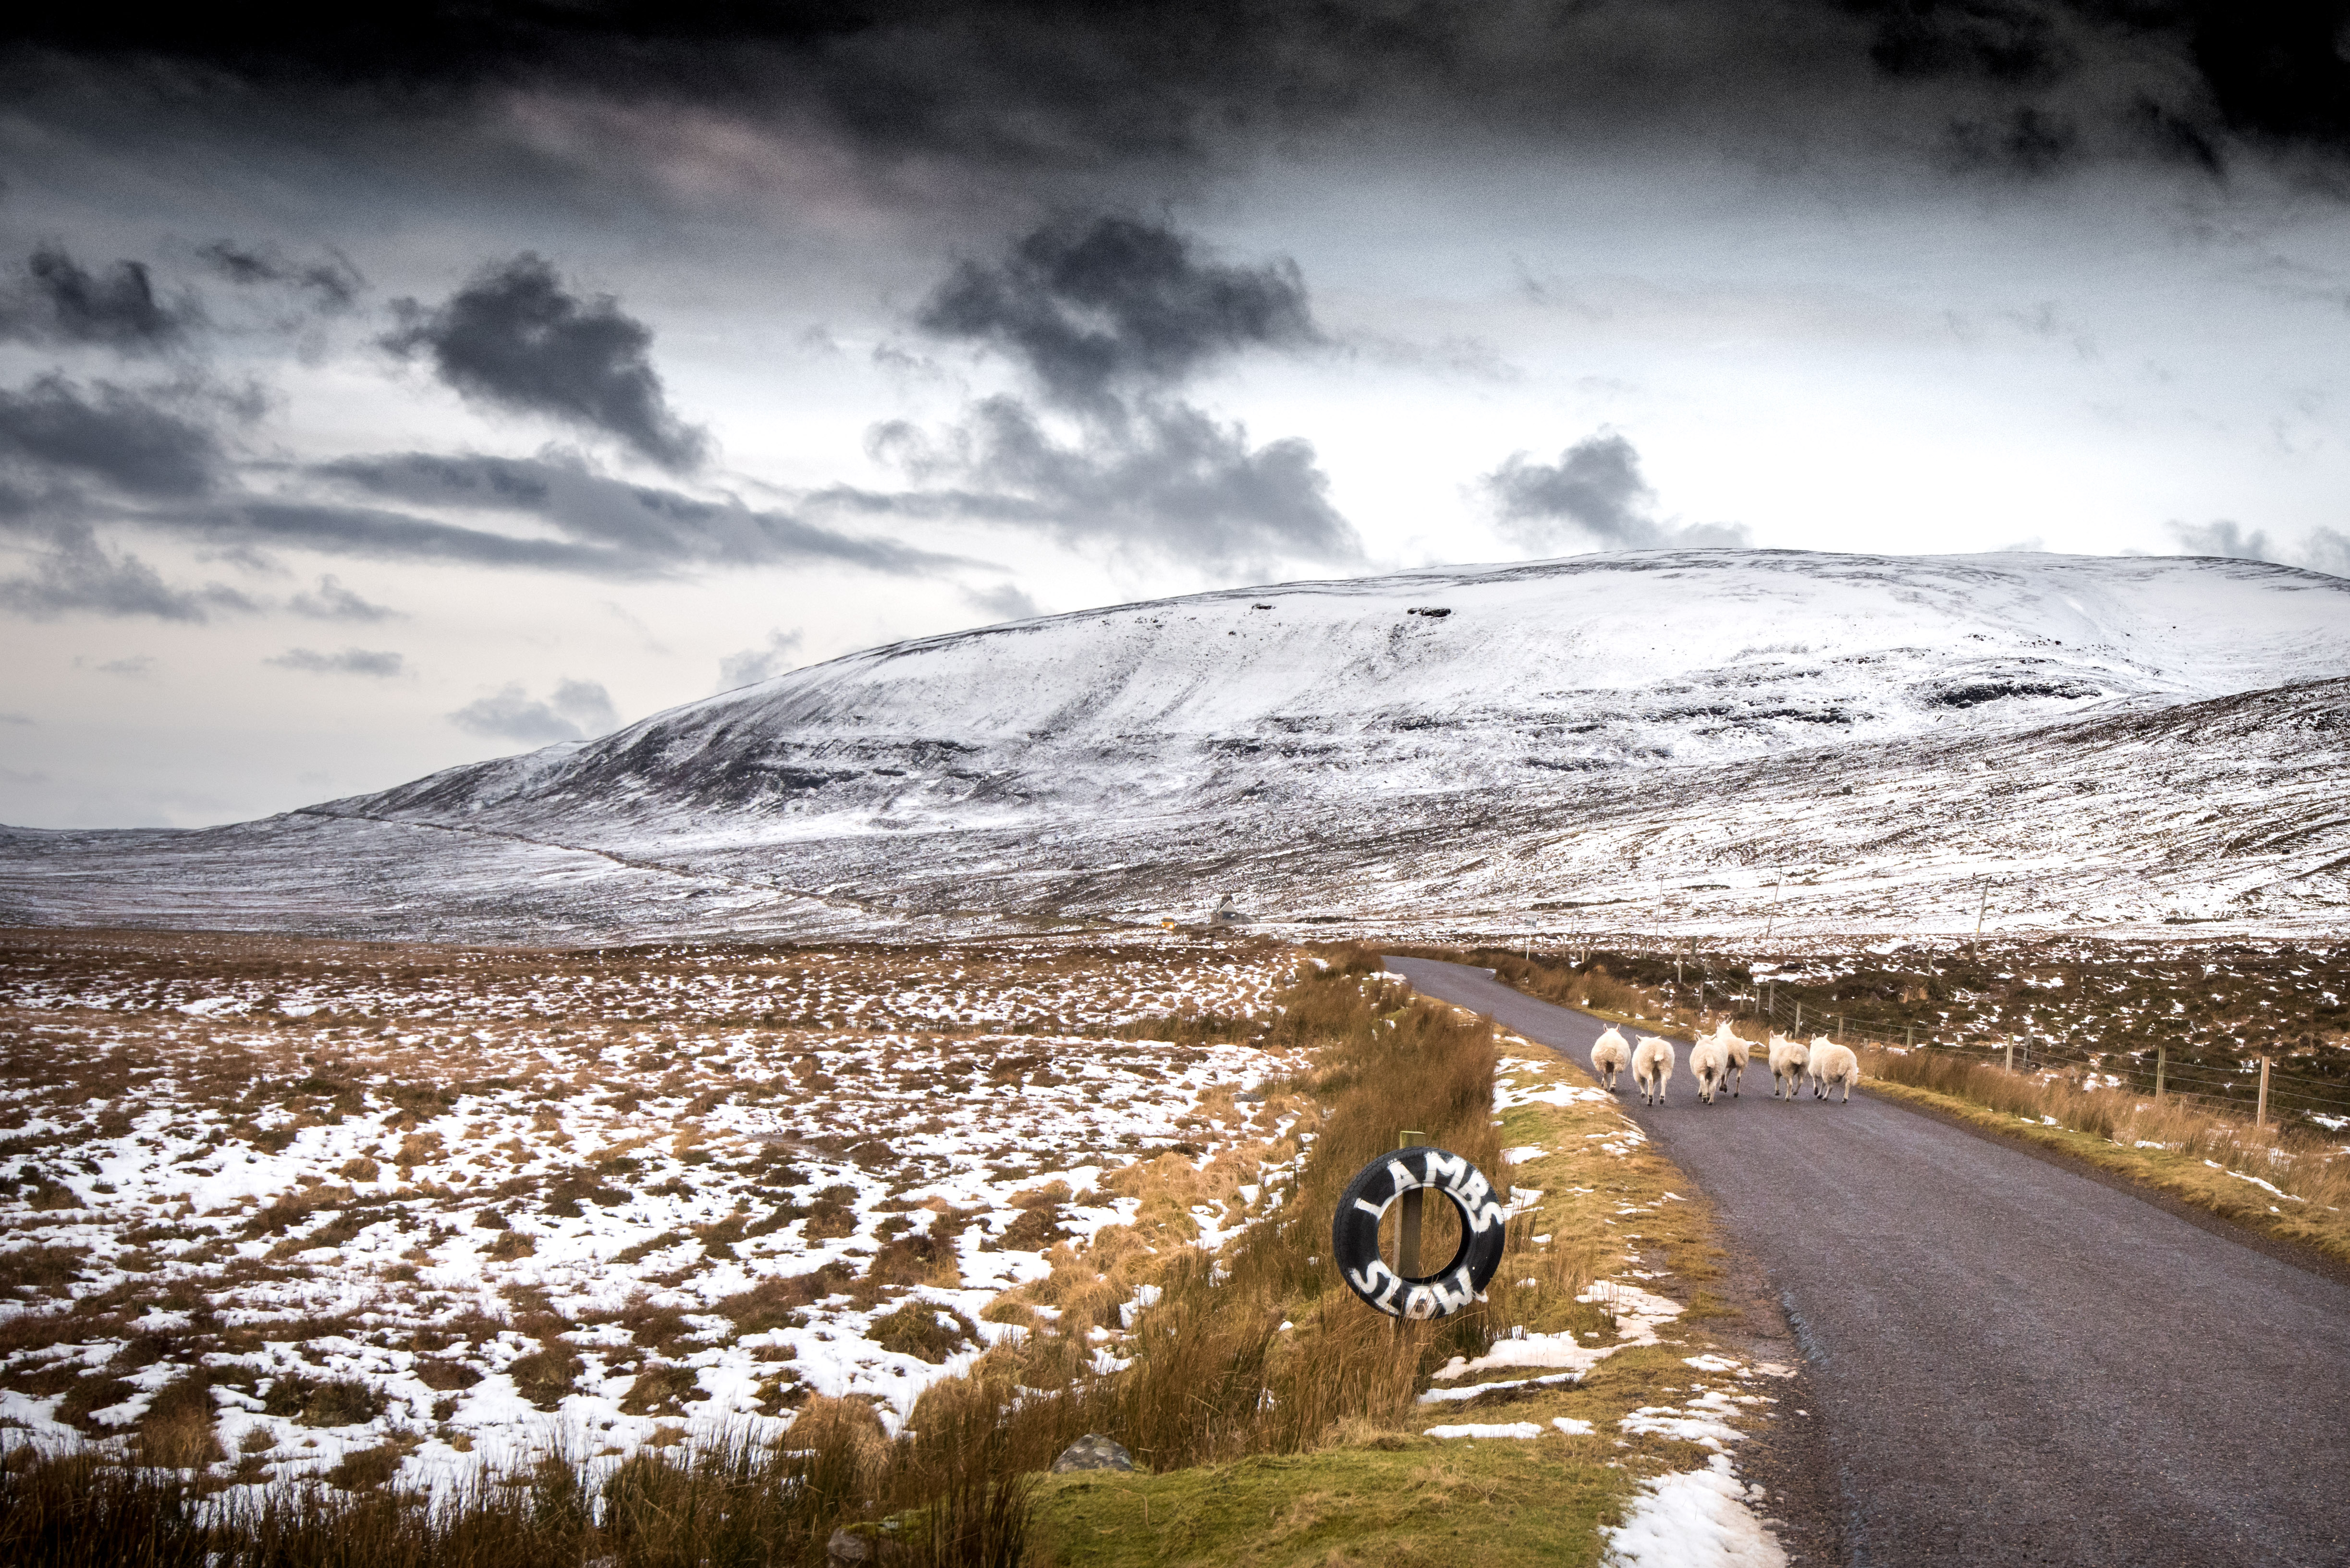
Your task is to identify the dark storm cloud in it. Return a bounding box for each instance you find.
[1483,432,1750,554]
[382,255,707,471]
[919,216,1317,412]
[0,375,222,499]
[310,450,947,575]
[200,241,365,313]
[0,524,253,621]
[0,245,198,354]
[12,5,2350,184]
[266,645,405,676]
[841,395,1357,572]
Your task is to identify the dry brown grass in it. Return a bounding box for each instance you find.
[1862,1045,2350,1225]
[897,946,1511,1478]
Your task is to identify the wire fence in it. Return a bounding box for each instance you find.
[1698,982,2350,1129]
[1509,934,2350,1131]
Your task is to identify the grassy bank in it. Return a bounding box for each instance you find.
[1024,1022,1783,1567]
[1858,1048,2350,1268]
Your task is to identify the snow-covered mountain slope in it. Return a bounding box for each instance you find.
[6,550,2349,942]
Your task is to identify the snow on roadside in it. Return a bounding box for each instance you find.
[1603,1453,1787,1568]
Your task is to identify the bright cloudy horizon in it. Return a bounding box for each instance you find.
[5,4,2350,828]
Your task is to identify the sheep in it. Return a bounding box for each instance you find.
[1767,1033,1809,1100]
[1589,1026,1630,1093]
[1689,1029,1729,1105]
[1631,1034,1677,1106]
[1808,1037,1860,1104]
[1719,1024,1753,1098]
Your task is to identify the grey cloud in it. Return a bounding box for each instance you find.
[963,583,1041,622]
[2167,519,2350,579]
[267,645,404,676]
[199,241,364,312]
[287,573,399,621]
[838,395,1358,574]
[231,498,635,573]
[383,255,707,471]
[919,216,1316,412]
[2166,519,2272,560]
[0,713,31,725]
[93,654,156,677]
[2301,528,2350,579]
[450,678,618,745]
[0,375,223,498]
[307,450,948,575]
[0,245,197,354]
[1483,432,1752,554]
[716,628,805,691]
[0,526,254,621]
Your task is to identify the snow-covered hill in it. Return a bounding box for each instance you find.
[6,550,2349,942]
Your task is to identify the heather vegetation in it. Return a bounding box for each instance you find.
[0,931,1782,1566]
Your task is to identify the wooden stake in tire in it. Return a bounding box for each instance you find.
[1396,1130,1426,1279]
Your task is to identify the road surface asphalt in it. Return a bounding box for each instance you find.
[1386,955,2350,1568]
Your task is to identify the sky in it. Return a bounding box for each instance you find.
[4,2,2350,829]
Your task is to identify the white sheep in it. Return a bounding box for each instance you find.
[1589,1026,1630,1093]
[1719,1025,1753,1098]
[1767,1033,1809,1100]
[1632,1034,1677,1106]
[1689,1029,1729,1105]
[1808,1037,1860,1104]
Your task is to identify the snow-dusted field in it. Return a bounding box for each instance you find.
[0,931,1295,1492]
[6,550,2348,943]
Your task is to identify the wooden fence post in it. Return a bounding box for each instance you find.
[1396,1130,1425,1277]
[2155,1044,2166,1100]
[2257,1059,2271,1130]
[2005,1035,2015,1074]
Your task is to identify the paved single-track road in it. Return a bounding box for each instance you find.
[1387,956,2350,1568]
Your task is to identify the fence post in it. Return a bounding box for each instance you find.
[2256,1059,2271,1129]
[2155,1044,2166,1099]
[1905,1024,1914,1050]
[1794,1001,1802,1033]
[2005,1035,2015,1074]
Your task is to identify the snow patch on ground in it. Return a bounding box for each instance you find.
[1603,1453,1788,1568]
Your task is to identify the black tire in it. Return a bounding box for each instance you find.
[1329,1145,1508,1320]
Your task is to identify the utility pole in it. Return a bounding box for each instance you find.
[1764,876,1782,943]
[1972,879,1990,950]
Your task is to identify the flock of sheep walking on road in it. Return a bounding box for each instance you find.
[1588,1020,1860,1106]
